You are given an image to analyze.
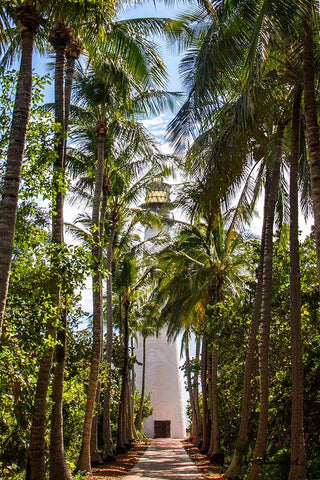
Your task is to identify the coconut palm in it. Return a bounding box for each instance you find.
[153,212,252,457]
[0,1,45,337]
[27,4,118,479]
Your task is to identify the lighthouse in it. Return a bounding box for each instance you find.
[135,183,186,439]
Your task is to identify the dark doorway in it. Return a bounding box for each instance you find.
[154,420,171,438]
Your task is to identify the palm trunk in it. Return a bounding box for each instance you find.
[48,34,73,480]
[248,124,285,480]
[209,349,223,465]
[90,382,102,465]
[303,10,320,286]
[0,15,37,336]
[128,351,137,441]
[224,177,268,479]
[207,349,213,456]
[50,47,79,479]
[288,86,307,480]
[49,306,72,480]
[185,336,201,445]
[76,123,107,472]
[136,336,146,432]
[117,297,130,453]
[26,326,56,480]
[200,337,210,453]
[28,31,69,480]
[103,218,117,460]
[193,336,201,447]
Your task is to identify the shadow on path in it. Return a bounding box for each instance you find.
[125,438,205,480]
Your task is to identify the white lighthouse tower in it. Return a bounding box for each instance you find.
[135,183,186,439]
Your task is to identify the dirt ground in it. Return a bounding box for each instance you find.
[86,439,226,480]
[87,441,150,480]
[182,441,226,480]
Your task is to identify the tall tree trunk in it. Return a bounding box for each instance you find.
[103,218,117,460]
[117,297,130,453]
[185,335,201,445]
[90,382,102,465]
[26,327,56,480]
[0,7,39,336]
[303,8,320,286]
[27,26,70,480]
[76,122,108,472]
[193,336,201,447]
[224,177,269,479]
[200,337,210,453]
[288,86,307,480]
[248,124,285,480]
[49,306,72,480]
[129,338,138,441]
[209,349,223,465]
[207,349,213,456]
[50,42,81,480]
[135,336,146,432]
[48,27,74,480]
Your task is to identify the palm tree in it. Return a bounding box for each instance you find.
[288,84,307,480]
[27,4,117,479]
[0,1,44,337]
[153,213,251,457]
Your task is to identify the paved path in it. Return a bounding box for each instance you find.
[125,438,205,480]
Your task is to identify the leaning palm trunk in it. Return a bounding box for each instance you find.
[224,180,268,480]
[76,122,108,472]
[288,86,307,480]
[303,10,320,286]
[248,124,285,480]
[0,7,39,337]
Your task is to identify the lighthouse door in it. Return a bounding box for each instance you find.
[154,420,171,438]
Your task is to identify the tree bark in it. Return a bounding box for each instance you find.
[248,124,285,480]
[76,124,107,472]
[185,335,201,445]
[117,297,130,452]
[0,19,36,337]
[90,382,102,465]
[103,218,117,459]
[49,307,72,480]
[288,86,307,480]
[303,9,320,287]
[209,349,223,465]
[224,176,268,479]
[28,26,70,480]
[48,31,73,480]
[200,337,210,453]
[135,336,146,432]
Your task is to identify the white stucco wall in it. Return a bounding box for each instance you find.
[135,328,186,439]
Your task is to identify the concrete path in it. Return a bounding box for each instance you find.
[125,438,205,480]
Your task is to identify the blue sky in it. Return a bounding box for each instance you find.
[33,0,185,152]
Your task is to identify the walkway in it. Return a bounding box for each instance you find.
[125,438,205,480]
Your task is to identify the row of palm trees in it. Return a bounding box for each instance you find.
[1,1,320,480]
[0,2,182,479]
[162,1,320,480]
